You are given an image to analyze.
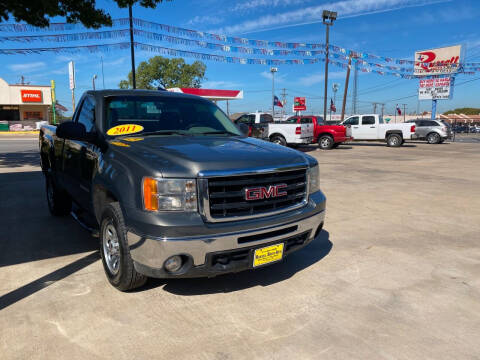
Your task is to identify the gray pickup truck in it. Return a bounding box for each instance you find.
[40,90,326,291]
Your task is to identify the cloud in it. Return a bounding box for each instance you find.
[187,15,225,26]
[260,70,287,82]
[231,0,315,12]
[212,0,451,34]
[8,62,46,73]
[298,71,345,86]
[202,80,242,88]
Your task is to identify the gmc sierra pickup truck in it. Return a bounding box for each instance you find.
[40,90,326,291]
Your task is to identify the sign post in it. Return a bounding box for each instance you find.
[68,61,76,113]
[51,80,56,125]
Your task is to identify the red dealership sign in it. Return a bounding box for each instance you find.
[293,97,306,111]
[21,90,43,103]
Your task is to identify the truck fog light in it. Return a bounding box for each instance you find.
[164,255,183,272]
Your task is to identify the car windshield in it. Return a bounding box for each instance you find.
[104,95,242,137]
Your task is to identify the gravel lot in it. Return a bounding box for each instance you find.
[1,138,479,360]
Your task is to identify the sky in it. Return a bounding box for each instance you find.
[0,0,479,116]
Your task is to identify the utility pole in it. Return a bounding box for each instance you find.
[381,103,385,117]
[270,67,278,119]
[322,10,337,123]
[373,103,377,114]
[129,4,136,89]
[92,74,97,90]
[402,104,407,122]
[281,88,287,118]
[352,60,358,114]
[341,52,353,121]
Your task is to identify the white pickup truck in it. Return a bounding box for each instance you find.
[340,114,417,147]
[235,112,314,146]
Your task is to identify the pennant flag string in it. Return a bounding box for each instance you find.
[1,17,479,69]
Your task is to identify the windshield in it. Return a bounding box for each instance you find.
[104,95,242,137]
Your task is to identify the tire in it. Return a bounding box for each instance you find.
[100,202,147,291]
[427,132,441,144]
[386,134,402,147]
[271,135,287,146]
[318,135,334,150]
[45,174,72,216]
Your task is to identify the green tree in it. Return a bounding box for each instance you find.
[0,0,170,28]
[119,56,207,89]
[444,108,480,115]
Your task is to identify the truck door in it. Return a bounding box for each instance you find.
[355,115,377,139]
[342,116,359,138]
[63,95,98,212]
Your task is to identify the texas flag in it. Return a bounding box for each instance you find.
[274,95,283,107]
[396,104,401,115]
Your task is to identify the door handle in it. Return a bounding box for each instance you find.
[370,126,376,128]
[353,126,359,128]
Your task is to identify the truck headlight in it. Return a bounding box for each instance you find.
[143,177,197,212]
[308,165,320,194]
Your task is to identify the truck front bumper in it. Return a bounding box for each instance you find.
[126,191,326,278]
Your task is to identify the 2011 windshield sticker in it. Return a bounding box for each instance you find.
[107,124,144,136]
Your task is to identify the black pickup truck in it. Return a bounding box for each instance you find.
[40,90,326,291]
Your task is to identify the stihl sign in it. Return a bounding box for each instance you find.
[244,184,287,201]
[20,90,43,103]
[414,45,461,76]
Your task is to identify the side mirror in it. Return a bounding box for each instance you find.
[56,121,88,141]
[237,123,249,136]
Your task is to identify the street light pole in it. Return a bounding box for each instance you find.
[92,74,97,90]
[270,67,278,119]
[129,4,136,89]
[322,10,337,123]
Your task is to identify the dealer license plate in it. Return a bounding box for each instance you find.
[253,243,284,267]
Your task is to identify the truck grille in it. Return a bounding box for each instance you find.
[207,168,307,219]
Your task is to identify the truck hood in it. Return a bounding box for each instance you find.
[108,135,312,178]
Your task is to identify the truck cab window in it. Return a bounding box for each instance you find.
[344,116,359,126]
[301,117,313,124]
[362,116,375,125]
[76,97,96,133]
[260,114,273,123]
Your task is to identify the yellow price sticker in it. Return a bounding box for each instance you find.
[107,124,144,136]
[123,137,144,142]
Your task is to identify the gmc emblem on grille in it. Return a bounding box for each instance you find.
[244,184,288,201]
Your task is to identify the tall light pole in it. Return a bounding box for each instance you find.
[129,4,136,89]
[92,74,97,90]
[270,67,278,119]
[322,10,337,123]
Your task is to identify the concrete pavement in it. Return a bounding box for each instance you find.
[1,138,479,359]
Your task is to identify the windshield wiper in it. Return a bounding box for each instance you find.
[197,130,240,136]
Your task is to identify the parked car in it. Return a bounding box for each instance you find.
[405,119,451,144]
[40,90,326,291]
[286,115,353,150]
[340,114,416,147]
[235,111,314,146]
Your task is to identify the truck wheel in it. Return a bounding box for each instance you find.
[318,135,334,150]
[45,174,72,216]
[100,202,147,291]
[387,134,402,147]
[427,132,441,144]
[271,135,287,146]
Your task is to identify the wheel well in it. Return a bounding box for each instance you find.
[427,131,440,137]
[318,133,333,139]
[385,131,402,139]
[269,133,285,140]
[93,185,118,224]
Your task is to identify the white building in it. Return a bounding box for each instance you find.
[0,77,52,123]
